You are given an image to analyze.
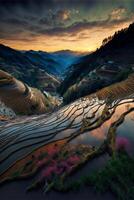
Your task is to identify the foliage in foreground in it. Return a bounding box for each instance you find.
[54,152,134,200]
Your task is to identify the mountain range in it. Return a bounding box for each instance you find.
[1,23,134,104]
[59,22,134,104]
[0,44,82,93]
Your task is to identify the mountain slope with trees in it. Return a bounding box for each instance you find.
[59,23,134,104]
[0,44,81,93]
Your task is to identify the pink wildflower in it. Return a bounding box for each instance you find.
[55,167,63,175]
[50,159,56,165]
[67,155,80,165]
[47,145,59,157]
[37,160,43,168]
[37,158,48,168]
[116,136,130,151]
[60,160,69,168]
[41,165,57,178]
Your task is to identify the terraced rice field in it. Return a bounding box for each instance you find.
[0,74,134,194]
[0,70,55,115]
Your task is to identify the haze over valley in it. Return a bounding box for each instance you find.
[1,1,134,200]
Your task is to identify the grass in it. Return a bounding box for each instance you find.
[54,151,134,200]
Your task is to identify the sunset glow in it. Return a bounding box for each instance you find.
[0,0,134,52]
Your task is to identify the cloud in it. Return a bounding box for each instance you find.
[0,8,133,41]
[39,9,70,28]
[39,17,53,26]
[2,18,29,26]
[108,7,127,21]
[0,0,134,51]
[54,9,70,21]
[32,13,134,37]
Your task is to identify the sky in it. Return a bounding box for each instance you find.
[0,0,134,52]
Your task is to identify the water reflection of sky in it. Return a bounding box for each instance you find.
[70,130,105,147]
[70,102,134,149]
[116,111,134,156]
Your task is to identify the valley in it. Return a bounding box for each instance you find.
[1,22,134,200]
[59,23,134,104]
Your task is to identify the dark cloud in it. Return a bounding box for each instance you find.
[0,10,133,40]
[0,0,53,5]
[0,0,134,49]
[2,18,29,26]
[31,15,134,37]
[52,9,71,21]
[0,0,101,5]
[39,9,70,27]
[39,18,52,26]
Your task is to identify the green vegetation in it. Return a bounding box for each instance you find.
[54,152,134,200]
[59,22,134,104]
[63,78,105,104]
